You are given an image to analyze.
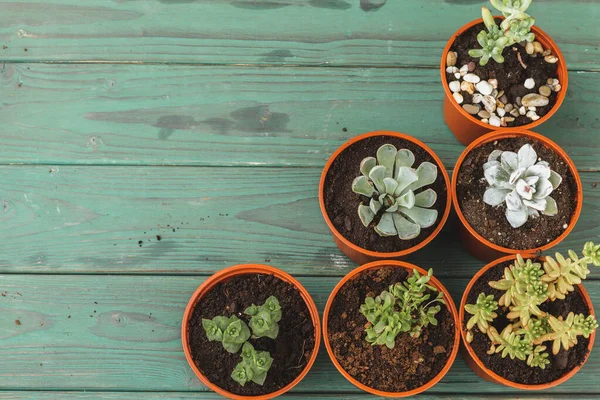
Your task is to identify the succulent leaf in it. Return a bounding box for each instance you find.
[376,144,397,177]
[375,213,397,236]
[414,188,437,208]
[392,213,421,240]
[464,293,498,333]
[360,157,377,178]
[352,176,375,197]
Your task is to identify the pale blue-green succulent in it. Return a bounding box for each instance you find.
[352,144,439,240]
[469,1,536,66]
[482,144,562,228]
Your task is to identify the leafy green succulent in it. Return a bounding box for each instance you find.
[245,296,282,339]
[202,315,251,354]
[203,296,282,386]
[465,293,498,334]
[464,242,599,368]
[483,144,562,228]
[231,342,274,386]
[352,144,438,240]
[360,268,445,348]
[469,1,536,66]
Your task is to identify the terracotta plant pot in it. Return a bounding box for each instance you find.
[319,130,452,264]
[459,254,596,389]
[452,129,582,262]
[181,264,321,400]
[441,18,568,145]
[323,260,460,397]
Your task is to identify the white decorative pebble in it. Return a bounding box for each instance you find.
[446,66,458,74]
[547,78,554,85]
[472,93,483,104]
[488,78,498,89]
[459,65,469,76]
[522,93,550,107]
[524,78,535,89]
[504,116,515,123]
[497,108,506,117]
[454,72,461,79]
[464,73,481,83]
[505,103,513,112]
[461,80,475,94]
[545,55,559,64]
[446,51,457,67]
[525,42,534,55]
[552,78,559,86]
[475,80,493,95]
[526,110,540,121]
[481,118,489,124]
[539,86,552,96]
[519,106,527,115]
[453,92,464,104]
[510,109,520,117]
[554,83,562,92]
[563,223,568,229]
[489,115,501,127]
[478,110,491,119]
[482,95,497,113]
[533,41,544,54]
[462,104,480,114]
[528,106,536,111]
[449,80,461,93]
[516,97,522,106]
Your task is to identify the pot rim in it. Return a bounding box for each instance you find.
[322,260,460,397]
[181,264,321,400]
[318,130,452,258]
[451,128,583,255]
[459,254,596,389]
[440,17,568,131]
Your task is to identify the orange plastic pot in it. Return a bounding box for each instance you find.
[441,18,568,146]
[181,264,321,400]
[452,129,582,262]
[459,254,596,389]
[323,260,460,397]
[319,130,452,265]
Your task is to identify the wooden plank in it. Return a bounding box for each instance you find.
[0,64,598,170]
[0,166,598,276]
[0,0,598,70]
[2,392,597,400]
[0,275,599,393]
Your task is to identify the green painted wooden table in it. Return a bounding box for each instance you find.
[0,0,598,398]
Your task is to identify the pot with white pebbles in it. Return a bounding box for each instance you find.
[441,0,568,145]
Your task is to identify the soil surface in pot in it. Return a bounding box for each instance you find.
[465,260,591,384]
[446,20,560,127]
[323,135,448,253]
[456,137,577,250]
[188,273,316,396]
[328,266,455,392]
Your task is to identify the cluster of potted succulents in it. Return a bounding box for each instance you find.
[179,0,595,398]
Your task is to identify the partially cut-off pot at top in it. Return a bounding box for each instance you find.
[319,131,451,264]
[323,260,460,397]
[460,254,596,389]
[441,17,567,145]
[181,264,320,400]
[452,129,581,262]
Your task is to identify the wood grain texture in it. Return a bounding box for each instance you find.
[0,274,599,393]
[1,64,599,169]
[3,393,598,400]
[0,0,598,70]
[0,166,598,276]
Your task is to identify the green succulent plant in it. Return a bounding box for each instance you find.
[352,144,438,240]
[464,242,599,368]
[465,293,498,334]
[232,342,274,386]
[360,268,445,348]
[245,296,282,339]
[483,144,562,228]
[202,315,251,354]
[469,1,536,66]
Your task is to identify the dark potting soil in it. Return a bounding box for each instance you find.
[327,267,455,392]
[456,137,577,250]
[188,273,316,396]
[465,260,591,384]
[446,20,559,126]
[323,135,448,253]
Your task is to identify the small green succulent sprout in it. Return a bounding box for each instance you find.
[518,316,551,342]
[489,254,544,307]
[487,325,532,361]
[465,293,498,334]
[542,250,590,301]
[235,342,274,386]
[582,241,600,267]
[482,144,562,228]
[360,268,445,348]
[352,144,438,240]
[539,313,599,355]
[469,0,536,66]
[527,345,550,369]
[245,296,282,339]
[222,316,252,353]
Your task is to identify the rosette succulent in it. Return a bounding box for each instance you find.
[352,144,439,240]
[482,144,562,228]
